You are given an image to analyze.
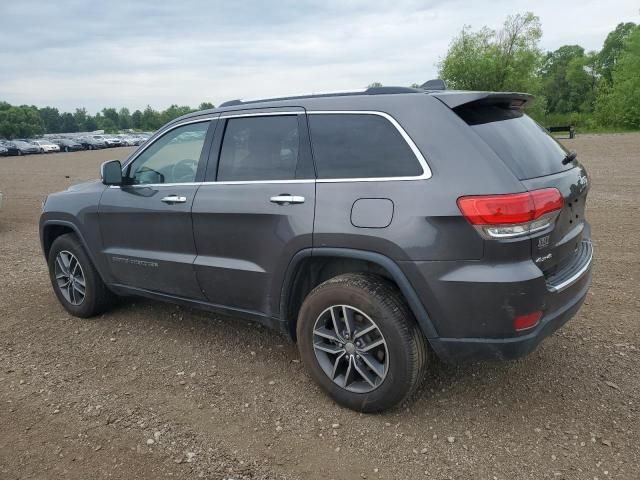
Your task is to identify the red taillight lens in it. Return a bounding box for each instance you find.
[457,188,563,226]
[513,311,543,331]
[530,188,565,218]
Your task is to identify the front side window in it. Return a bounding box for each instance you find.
[126,121,210,185]
[217,115,299,182]
[308,113,423,179]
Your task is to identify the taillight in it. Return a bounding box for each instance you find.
[457,188,564,239]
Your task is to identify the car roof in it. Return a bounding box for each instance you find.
[167,87,534,126]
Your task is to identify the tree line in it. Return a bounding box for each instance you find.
[0,102,215,139]
[1,13,638,139]
[437,14,640,131]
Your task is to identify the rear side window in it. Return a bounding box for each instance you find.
[456,105,571,180]
[217,115,299,181]
[308,114,423,179]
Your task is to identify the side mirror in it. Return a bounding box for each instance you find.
[101,160,123,186]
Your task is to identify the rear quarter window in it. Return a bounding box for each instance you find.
[455,105,572,180]
[308,113,423,179]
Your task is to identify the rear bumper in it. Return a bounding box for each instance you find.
[428,267,591,361]
[401,237,593,362]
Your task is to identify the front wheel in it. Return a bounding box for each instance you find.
[48,234,115,317]
[297,273,428,412]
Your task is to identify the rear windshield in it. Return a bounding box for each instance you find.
[455,104,572,180]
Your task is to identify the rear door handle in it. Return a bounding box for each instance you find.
[161,195,187,204]
[270,195,305,205]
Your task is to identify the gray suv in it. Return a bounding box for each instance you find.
[40,86,593,412]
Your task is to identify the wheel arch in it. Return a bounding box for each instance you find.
[41,219,111,285]
[280,248,438,341]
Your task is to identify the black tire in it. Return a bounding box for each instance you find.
[64,146,69,152]
[48,233,114,318]
[297,273,428,412]
[17,150,22,156]
[89,145,94,150]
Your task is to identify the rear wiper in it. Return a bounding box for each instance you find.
[562,150,577,165]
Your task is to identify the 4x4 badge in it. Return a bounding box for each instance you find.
[538,235,550,249]
[578,174,589,192]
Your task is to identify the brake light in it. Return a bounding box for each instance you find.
[457,188,563,239]
[513,311,543,331]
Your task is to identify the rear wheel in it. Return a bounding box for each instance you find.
[17,150,22,156]
[297,273,428,412]
[64,146,69,152]
[48,234,114,318]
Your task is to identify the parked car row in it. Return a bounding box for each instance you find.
[0,133,152,156]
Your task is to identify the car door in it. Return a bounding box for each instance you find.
[191,108,315,317]
[98,116,218,299]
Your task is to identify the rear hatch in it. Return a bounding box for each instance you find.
[444,93,590,281]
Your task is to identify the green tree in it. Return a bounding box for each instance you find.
[118,107,131,130]
[60,112,78,132]
[101,108,119,130]
[565,52,599,112]
[39,106,62,134]
[141,105,161,130]
[0,105,44,138]
[439,12,542,93]
[199,102,215,110]
[160,104,194,125]
[596,28,640,129]
[540,45,585,113]
[73,108,88,131]
[85,115,98,132]
[598,22,638,83]
[131,109,143,129]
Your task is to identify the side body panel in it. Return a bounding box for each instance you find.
[192,182,315,315]
[98,183,204,299]
[40,181,109,277]
[191,108,316,318]
[95,117,218,299]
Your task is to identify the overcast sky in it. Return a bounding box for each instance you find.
[1,0,638,113]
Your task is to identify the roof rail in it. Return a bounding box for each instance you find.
[218,86,423,108]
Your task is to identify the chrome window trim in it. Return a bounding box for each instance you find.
[121,116,217,172]
[113,110,432,188]
[109,179,315,188]
[219,111,303,119]
[308,110,432,183]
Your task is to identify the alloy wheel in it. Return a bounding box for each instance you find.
[312,305,389,393]
[54,250,86,306]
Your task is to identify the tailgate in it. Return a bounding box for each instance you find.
[522,165,590,276]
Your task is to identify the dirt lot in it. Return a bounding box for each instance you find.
[0,134,639,480]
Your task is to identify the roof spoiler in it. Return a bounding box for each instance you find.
[432,91,534,110]
[420,79,447,90]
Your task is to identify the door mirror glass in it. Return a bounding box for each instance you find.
[101,160,123,185]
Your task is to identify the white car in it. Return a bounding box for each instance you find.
[33,140,61,153]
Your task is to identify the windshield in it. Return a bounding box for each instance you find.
[455,104,573,180]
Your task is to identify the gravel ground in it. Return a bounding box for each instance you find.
[0,134,639,479]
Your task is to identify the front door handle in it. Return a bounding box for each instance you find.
[270,195,305,205]
[161,195,187,204]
